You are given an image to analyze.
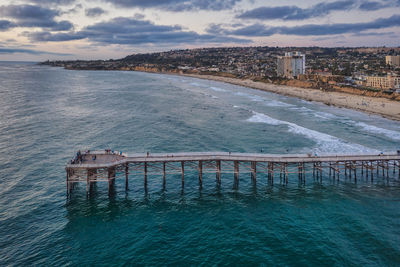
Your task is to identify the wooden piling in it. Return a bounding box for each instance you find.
[386,160,389,179]
[108,167,115,194]
[285,163,288,184]
[234,160,239,187]
[125,164,129,191]
[371,161,374,181]
[163,162,166,188]
[393,160,396,175]
[251,161,256,183]
[353,161,356,181]
[397,160,400,179]
[361,161,364,176]
[66,170,69,195]
[181,161,185,188]
[216,160,221,184]
[198,161,203,187]
[377,161,379,176]
[313,163,315,178]
[144,162,148,189]
[271,162,274,182]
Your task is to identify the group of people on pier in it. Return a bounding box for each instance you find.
[70,150,83,164]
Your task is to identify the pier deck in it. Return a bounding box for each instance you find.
[66,150,400,195]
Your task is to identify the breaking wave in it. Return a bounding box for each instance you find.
[234,92,294,107]
[247,111,376,153]
[209,86,227,92]
[356,122,400,141]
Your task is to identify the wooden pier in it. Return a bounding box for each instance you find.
[66,150,400,195]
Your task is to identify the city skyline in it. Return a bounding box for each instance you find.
[0,0,400,61]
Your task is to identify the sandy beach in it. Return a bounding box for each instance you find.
[181,73,400,121]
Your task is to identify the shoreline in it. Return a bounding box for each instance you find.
[54,65,400,121]
[176,73,400,121]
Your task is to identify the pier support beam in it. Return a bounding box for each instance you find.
[285,163,288,184]
[370,161,374,181]
[86,168,97,194]
[163,162,166,188]
[125,164,129,191]
[198,161,203,187]
[144,162,148,190]
[216,160,221,185]
[270,162,274,182]
[234,161,239,188]
[386,160,389,179]
[66,169,69,195]
[108,167,116,195]
[393,160,395,176]
[181,161,185,188]
[397,160,400,179]
[353,161,357,181]
[251,161,256,183]
[313,162,315,179]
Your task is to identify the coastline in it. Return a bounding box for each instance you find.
[177,73,400,121]
[50,64,400,121]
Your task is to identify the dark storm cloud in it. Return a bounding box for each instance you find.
[26,17,251,45]
[25,31,86,42]
[102,0,241,11]
[359,1,388,10]
[237,1,355,20]
[0,5,73,31]
[223,14,400,36]
[0,5,59,20]
[62,4,83,15]
[29,0,76,5]
[351,31,396,36]
[0,47,71,55]
[85,7,106,17]
[0,20,16,31]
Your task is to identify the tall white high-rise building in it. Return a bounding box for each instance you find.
[277,52,306,79]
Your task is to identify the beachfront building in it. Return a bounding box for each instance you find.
[386,55,400,67]
[277,52,306,79]
[365,75,400,90]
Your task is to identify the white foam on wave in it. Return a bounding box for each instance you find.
[247,111,375,153]
[313,111,339,120]
[246,111,282,125]
[290,106,312,112]
[209,86,227,92]
[290,106,339,120]
[235,92,294,107]
[265,100,294,107]
[235,92,262,101]
[190,82,207,87]
[356,122,400,141]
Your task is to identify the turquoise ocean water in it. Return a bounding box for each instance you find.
[0,62,400,265]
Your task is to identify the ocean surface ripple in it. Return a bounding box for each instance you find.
[1,63,400,266]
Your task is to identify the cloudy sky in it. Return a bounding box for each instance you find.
[0,0,399,61]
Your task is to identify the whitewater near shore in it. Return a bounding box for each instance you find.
[181,73,400,121]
